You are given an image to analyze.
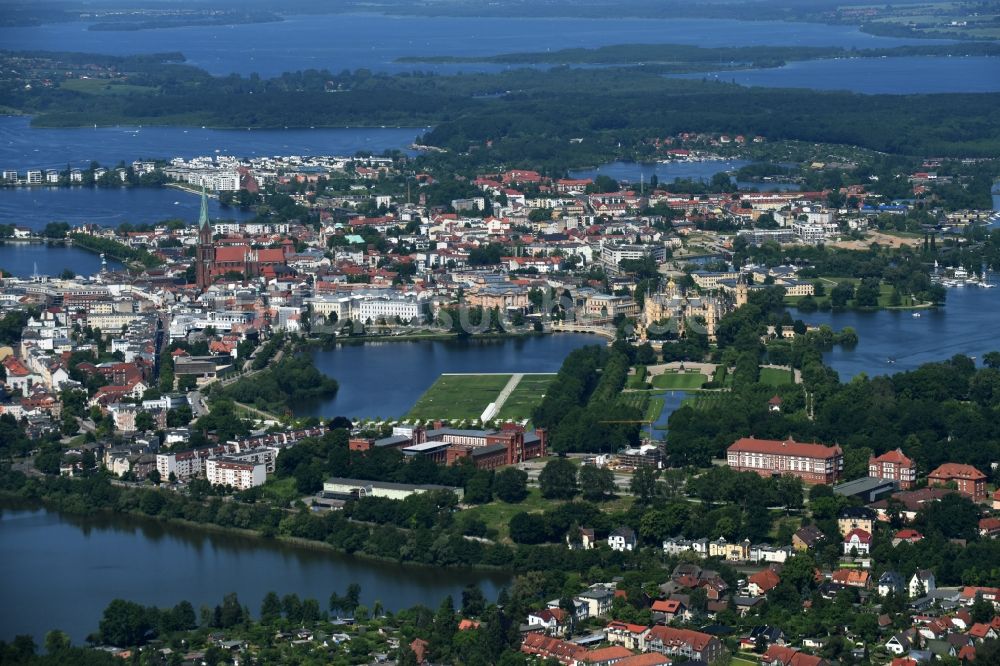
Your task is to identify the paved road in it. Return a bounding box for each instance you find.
[188,390,209,418]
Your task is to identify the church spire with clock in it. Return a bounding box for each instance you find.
[195,187,215,290]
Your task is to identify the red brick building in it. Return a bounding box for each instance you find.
[928,463,988,500]
[726,437,843,485]
[869,448,917,490]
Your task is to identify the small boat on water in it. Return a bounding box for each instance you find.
[912,312,921,318]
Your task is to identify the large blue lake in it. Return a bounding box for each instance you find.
[0,14,952,79]
[0,506,509,644]
[302,334,601,419]
[0,184,254,228]
[0,116,425,171]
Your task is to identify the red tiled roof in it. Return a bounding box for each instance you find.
[929,463,986,481]
[870,448,914,466]
[615,654,671,666]
[650,599,681,613]
[728,437,842,459]
[577,646,634,663]
[761,645,825,666]
[749,569,781,593]
[647,626,714,651]
[844,529,872,544]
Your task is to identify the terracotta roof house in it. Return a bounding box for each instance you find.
[831,569,870,589]
[760,645,828,666]
[748,569,781,597]
[868,448,917,489]
[928,463,987,500]
[843,528,872,556]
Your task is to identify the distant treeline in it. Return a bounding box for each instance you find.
[397,42,1000,66]
[5,52,1000,161]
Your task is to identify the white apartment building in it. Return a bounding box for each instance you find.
[205,457,266,490]
[355,296,421,323]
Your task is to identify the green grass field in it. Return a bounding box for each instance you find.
[60,79,158,96]
[626,366,649,389]
[651,372,707,390]
[759,367,795,386]
[405,374,511,420]
[463,485,632,542]
[462,487,554,541]
[496,374,555,421]
[682,392,727,411]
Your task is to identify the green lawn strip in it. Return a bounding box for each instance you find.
[496,374,556,420]
[681,392,727,411]
[645,396,665,422]
[759,367,795,386]
[651,372,707,390]
[405,374,511,420]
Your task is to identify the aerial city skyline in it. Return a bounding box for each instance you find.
[0,1,999,664]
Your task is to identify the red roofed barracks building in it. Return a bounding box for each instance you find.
[928,463,988,500]
[727,437,843,484]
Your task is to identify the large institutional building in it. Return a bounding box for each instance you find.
[726,437,844,485]
[350,422,547,470]
[868,448,917,490]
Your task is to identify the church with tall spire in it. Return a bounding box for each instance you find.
[195,187,215,290]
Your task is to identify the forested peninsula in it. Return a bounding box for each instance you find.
[3,51,999,161]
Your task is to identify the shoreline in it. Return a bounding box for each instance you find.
[0,494,512,577]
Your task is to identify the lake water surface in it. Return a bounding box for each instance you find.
[0,506,510,644]
[302,334,601,419]
[0,116,425,171]
[0,14,952,78]
[670,55,1000,94]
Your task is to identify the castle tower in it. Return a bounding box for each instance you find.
[195,187,215,290]
[735,274,749,308]
[705,299,718,342]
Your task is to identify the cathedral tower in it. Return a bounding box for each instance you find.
[195,187,215,290]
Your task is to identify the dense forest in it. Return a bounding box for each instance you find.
[4,52,1000,164]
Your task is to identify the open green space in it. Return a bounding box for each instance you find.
[626,366,649,389]
[496,374,556,421]
[462,487,554,542]
[759,367,795,386]
[405,374,511,420]
[651,372,707,390]
[60,79,158,96]
[682,392,727,411]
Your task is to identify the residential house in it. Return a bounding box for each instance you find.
[837,507,876,537]
[527,609,569,636]
[760,645,828,666]
[927,463,988,501]
[576,586,616,618]
[830,569,870,589]
[650,599,686,623]
[609,527,637,552]
[792,525,825,552]
[892,529,924,546]
[748,570,781,597]
[568,527,597,550]
[909,570,936,599]
[878,571,905,598]
[604,622,650,651]
[885,629,917,656]
[868,449,917,489]
[645,626,723,663]
[843,528,872,556]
